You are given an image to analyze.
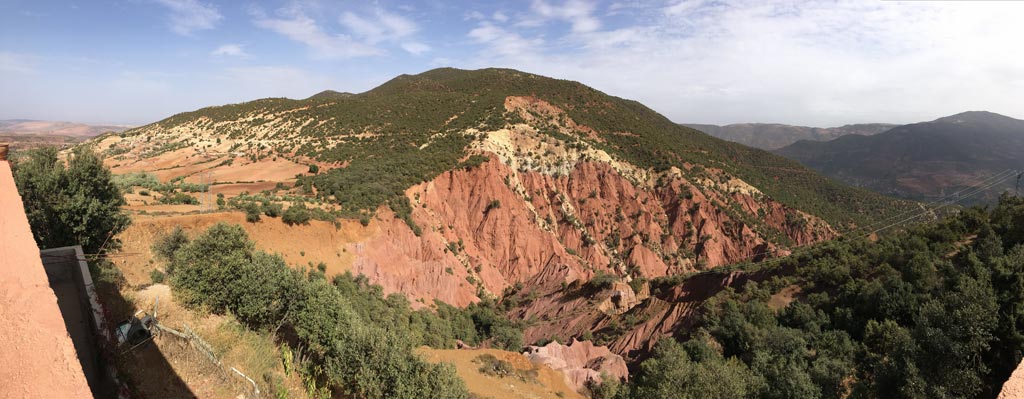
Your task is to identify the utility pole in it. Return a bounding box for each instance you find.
[205,171,213,212]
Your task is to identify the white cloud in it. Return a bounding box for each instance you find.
[462,0,1024,126]
[493,11,509,22]
[401,42,431,55]
[211,44,248,57]
[254,5,428,58]
[468,23,544,58]
[530,0,601,33]
[339,9,418,44]
[253,8,381,59]
[154,0,221,36]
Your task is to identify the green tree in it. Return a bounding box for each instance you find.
[152,226,189,270]
[170,223,255,311]
[13,146,130,253]
[282,203,312,225]
[631,338,760,399]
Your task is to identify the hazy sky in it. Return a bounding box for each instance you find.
[1,0,1022,126]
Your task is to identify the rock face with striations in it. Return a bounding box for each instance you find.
[524,338,628,392]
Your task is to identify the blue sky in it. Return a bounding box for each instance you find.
[1,0,1022,127]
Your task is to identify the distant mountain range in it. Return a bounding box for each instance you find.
[684,123,896,150]
[0,119,132,155]
[0,119,130,137]
[775,111,1024,203]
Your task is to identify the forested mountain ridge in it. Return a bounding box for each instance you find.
[107,67,909,230]
[90,67,916,368]
[685,122,895,150]
[775,111,1024,203]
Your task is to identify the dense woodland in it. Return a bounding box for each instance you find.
[609,194,1024,399]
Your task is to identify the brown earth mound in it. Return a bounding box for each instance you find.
[523,338,628,392]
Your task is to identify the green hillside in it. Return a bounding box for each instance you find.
[123,68,913,230]
[776,111,1024,203]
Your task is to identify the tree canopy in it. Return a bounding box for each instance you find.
[13,146,129,253]
[609,194,1024,399]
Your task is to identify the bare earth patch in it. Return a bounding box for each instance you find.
[418,347,584,399]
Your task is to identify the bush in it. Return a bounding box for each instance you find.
[586,271,618,291]
[282,203,312,225]
[150,269,165,284]
[262,202,283,217]
[245,205,261,223]
[458,155,489,169]
[160,192,200,205]
[13,146,130,253]
[153,226,189,263]
[474,354,515,377]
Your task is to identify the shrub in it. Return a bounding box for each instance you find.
[459,155,489,169]
[586,271,618,291]
[153,226,189,263]
[282,203,312,225]
[160,192,200,205]
[150,269,165,284]
[474,354,515,377]
[262,202,283,217]
[245,205,261,223]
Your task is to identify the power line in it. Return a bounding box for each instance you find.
[710,168,1021,270]
[848,169,1016,236]
[853,169,1020,241]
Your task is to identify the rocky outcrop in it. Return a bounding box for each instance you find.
[523,339,628,392]
[346,150,831,306]
[340,144,834,361]
[597,281,646,315]
[516,268,781,362]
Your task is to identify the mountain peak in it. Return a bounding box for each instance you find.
[307,90,354,100]
[933,111,1021,125]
